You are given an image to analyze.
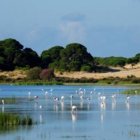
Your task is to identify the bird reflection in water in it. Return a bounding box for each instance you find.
[2,105,4,112]
[39,114,43,124]
[126,101,130,110]
[61,101,64,111]
[54,103,59,112]
[80,100,84,109]
[100,113,104,124]
[71,105,77,122]
[126,96,130,110]
[1,99,5,112]
[112,101,116,110]
[71,112,77,122]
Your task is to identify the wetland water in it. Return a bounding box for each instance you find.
[0,85,140,140]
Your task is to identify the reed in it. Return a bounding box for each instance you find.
[0,97,16,104]
[0,113,33,126]
[122,89,140,95]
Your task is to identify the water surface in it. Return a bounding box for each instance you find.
[0,85,140,140]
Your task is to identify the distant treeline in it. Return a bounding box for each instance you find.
[0,38,140,71]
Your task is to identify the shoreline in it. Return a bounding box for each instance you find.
[0,66,140,86]
[0,80,140,87]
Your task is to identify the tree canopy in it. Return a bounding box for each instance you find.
[59,43,94,71]
[0,38,40,70]
[0,38,139,72]
[41,46,64,68]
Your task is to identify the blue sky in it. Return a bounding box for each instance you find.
[0,0,140,57]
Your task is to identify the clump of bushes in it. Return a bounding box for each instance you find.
[81,65,93,72]
[39,68,55,80]
[27,67,55,81]
[27,67,42,80]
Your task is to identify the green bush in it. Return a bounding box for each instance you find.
[27,67,42,80]
[81,65,92,72]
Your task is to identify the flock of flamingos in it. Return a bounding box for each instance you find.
[1,87,133,123]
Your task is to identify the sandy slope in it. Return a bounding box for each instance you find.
[56,64,140,79]
[0,63,140,80]
[0,70,26,80]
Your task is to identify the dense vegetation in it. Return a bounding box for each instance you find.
[0,39,40,70]
[95,54,140,67]
[0,38,140,72]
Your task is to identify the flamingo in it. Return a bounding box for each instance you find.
[111,94,116,102]
[53,97,59,104]
[60,96,64,102]
[71,105,77,113]
[100,102,106,109]
[1,99,4,105]
[34,95,38,99]
[126,96,130,103]
[100,96,106,103]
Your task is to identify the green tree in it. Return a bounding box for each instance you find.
[41,46,64,68]
[14,48,40,68]
[60,43,94,71]
[95,56,127,67]
[0,38,24,70]
[0,56,5,70]
[135,53,140,62]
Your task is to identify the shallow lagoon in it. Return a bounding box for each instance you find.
[0,85,140,140]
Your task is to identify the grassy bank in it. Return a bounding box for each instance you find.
[56,76,140,86]
[0,79,140,86]
[14,81,63,85]
[0,78,63,85]
[0,72,140,85]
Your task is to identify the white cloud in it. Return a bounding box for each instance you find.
[59,13,87,43]
[60,21,86,43]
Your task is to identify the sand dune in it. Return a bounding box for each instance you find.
[0,63,140,80]
[56,64,140,79]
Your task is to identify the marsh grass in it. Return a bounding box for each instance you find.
[0,97,16,104]
[0,113,33,128]
[14,81,63,85]
[122,89,140,95]
[0,113,20,126]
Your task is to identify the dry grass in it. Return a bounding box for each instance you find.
[0,70,27,80]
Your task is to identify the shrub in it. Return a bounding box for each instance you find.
[27,67,42,80]
[81,65,92,72]
[39,68,55,80]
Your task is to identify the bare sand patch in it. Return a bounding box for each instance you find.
[0,70,27,80]
[56,65,140,79]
